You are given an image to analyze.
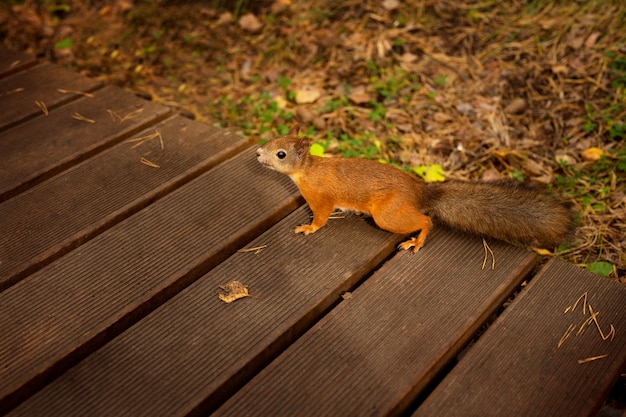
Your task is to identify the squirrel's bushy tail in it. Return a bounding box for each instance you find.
[423,180,575,249]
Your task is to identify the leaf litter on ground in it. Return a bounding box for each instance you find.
[1,0,624,280]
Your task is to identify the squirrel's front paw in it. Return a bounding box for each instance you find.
[294,224,318,235]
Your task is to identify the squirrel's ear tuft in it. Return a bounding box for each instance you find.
[288,124,300,137]
[295,137,311,156]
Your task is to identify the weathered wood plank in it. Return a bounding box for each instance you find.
[8,208,405,417]
[412,259,626,417]
[0,116,247,291]
[0,62,101,131]
[213,230,538,417]
[0,147,301,412]
[0,85,171,202]
[0,46,36,77]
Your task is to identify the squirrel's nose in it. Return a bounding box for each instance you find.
[256,149,262,157]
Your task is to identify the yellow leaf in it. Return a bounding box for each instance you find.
[412,164,446,182]
[534,248,552,256]
[581,147,605,162]
[309,143,325,157]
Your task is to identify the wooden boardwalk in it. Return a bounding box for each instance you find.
[1,46,625,416]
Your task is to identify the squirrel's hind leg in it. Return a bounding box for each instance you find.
[371,204,432,253]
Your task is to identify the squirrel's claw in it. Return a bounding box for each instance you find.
[398,237,425,253]
[294,224,318,235]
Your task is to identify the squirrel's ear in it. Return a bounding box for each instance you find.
[295,137,311,157]
[288,124,300,137]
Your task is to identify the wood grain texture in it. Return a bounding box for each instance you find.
[0,85,171,201]
[0,62,102,131]
[213,228,538,417]
[8,208,405,417]
[0,147,301,412]
[413,258,626,417]
[0,115,247,291]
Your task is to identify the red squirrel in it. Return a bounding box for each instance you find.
[257,125,574,252]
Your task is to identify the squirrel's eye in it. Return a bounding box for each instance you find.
[277,151,286,159]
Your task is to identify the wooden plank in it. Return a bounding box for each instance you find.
[0,46,37,77]
[0,147,301,412]
[0,85,171,202]
[0,62,101,131]
[213,230,538,417]
[412,259,626,417]
[0,116,247,291]
[8,208,405,417]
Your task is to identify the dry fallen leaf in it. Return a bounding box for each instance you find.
[217,12,233,25]
[376,37,391,58]
[218,281,252,303]
[585,32,601,48]
[481,168,502,181]
[555,153,576,166]
[433,112,452,123]
[295,87,321,104]
[238,13,262,33]
[399,52,418,63]
[522,158,545,176]
[348,85,370,104]
[551,65,568,75]
[296,107,315,123]
[532,173,554,185]
[539,18,558,30]
[504,98,527,114]
[382,0,400,10]
[271,0,290,14]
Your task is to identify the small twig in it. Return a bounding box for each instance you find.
[564,292,588,314]
[57,88,94,98]
[238,244,268,254]
[482,238,495,270]
[558,324,576,348]
[576,314,595,336]
[121,107,144,122]
[589,304,616,341]
[35,100,48,116]
[577,354,608,364]
[107,107,144,123]
[2,87,24,96]
[139,157,160,168]
[71,112,96,123]
[126,131,163,149]
[107,109,121,122]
